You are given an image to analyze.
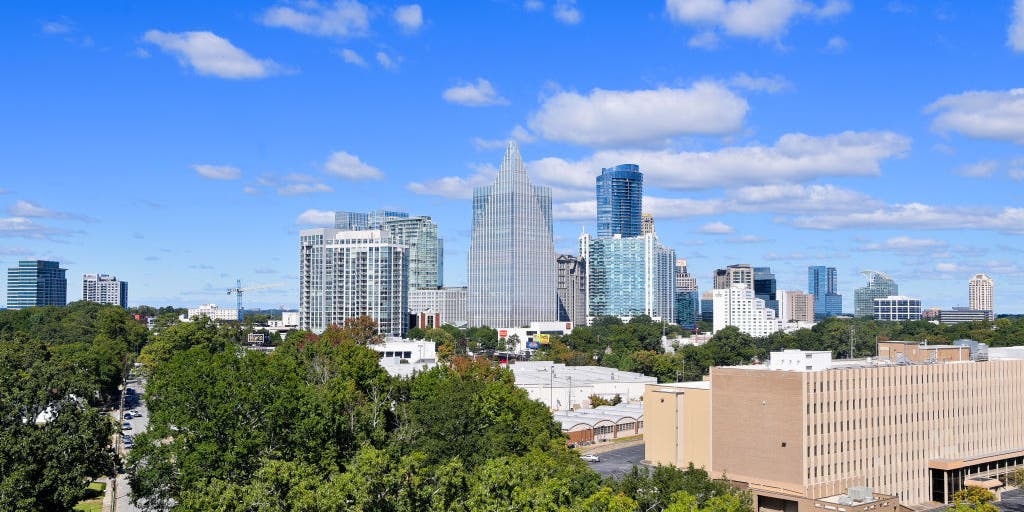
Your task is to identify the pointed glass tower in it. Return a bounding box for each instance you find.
[468,141,556,328]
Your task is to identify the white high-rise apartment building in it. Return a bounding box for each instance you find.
[969,273,994,314]
[82,274,127,307]
[299,228,408,336]
[712,283,780,337]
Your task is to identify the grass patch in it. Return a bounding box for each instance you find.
[73,481,106,511]
[612,434,643,443]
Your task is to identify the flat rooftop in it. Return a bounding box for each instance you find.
[512,361,657,387]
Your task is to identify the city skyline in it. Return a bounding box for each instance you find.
[4,2,1024,311]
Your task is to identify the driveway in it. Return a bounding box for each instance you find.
[584,443,646,478]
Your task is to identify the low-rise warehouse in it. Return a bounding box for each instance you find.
[552,403,644,446]
[511,361,656,411]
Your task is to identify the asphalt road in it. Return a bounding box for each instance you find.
[999,489,1024,512]
[115,377,149,512]
[585,444,645,478]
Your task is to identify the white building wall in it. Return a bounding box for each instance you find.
[712,283,780,337]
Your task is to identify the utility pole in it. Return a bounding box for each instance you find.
[850,322,856,359]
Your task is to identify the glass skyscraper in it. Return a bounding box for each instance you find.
[596,164,643,238]
[467,141,556,328]
[6,260,67,310]
[581,232,676,322]
[753,267,778,314]
[335,209,443,290]
[854,270,898,318]
[808,265,843,318]
[675,259,699,329]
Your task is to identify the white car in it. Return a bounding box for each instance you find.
[580,454,600,462]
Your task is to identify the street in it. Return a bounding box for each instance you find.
[585,444,646,478]
[112,375,149,512]
[999,489,1024,512]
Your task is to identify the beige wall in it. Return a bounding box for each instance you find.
[877,341,969,364]
[644,383,711,470]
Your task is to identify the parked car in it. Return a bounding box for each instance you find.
[131,410,141,417]
[580,454,600,462]
[124,412,132,420]
[122,422,132,430]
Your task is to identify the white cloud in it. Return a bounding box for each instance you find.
[553,0,582,24]
[243,186,261,195]
[261,1,370,38]
[529,82,748,146]
[525,0,545,11]
[278,183,333,195]
[295,209,335,226]
[1010,0,1024,51]
[926,88,1024,144]
[552,200,596,220]
[955,160,998,178]
[862,236,947,252]
[935,262,962,273]
[0,217,70,239]
[1010,169,1024,181]
[666,0,850,40]
[825,35,847,52]
[407,165,496,199]
[324,151,383,180]
[394,4,423,33]
[338,48,366,66]
[699,221,735,234]
[788,203,1024,234]
[191,164,241,180]
[474,126,535,150]
[728,72,791,93]
[376,51,398,70]
[8,200,58,218]
[144,30,282,79]
[688,30,720,49]
[42,20,72,34]
[443,79,509,107]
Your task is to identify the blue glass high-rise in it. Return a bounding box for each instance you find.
[6,260,67,310]
[808,266,843,318]
[596,164,643,238]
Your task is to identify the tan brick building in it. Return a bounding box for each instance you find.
[645,346,1024,510]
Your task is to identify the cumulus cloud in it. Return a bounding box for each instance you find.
[295,209,335,226]
[144,30,282,79]
[529,82,749,146]
[688,31,720,49]
[728,73,792,93]
[6,200,86,220]
[191,164,241,180]
[337,48,366,66]
[261,0,370,37]
[42,20,73,34]
[926,88,1024,144]
[376,51,398,70]
[699,221,735,234]
[278,183,333,195]
[407,165,497,199]
[443,79,509,107]
[666,0,851,40]
[0,217,71,239]
[394,4,423,33]
[324,151,383,180]
[824,35,848,53]
[955,160,998,178]
[862,236,948,252]
[788,203,1024,234]
[1010,0,1024,51]
[553,0,582,24]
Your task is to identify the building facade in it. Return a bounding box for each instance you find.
[700,291,714,323]
[675,259,699,329]
[299,228,409,336]
[873,295,922,321]
[938,307,994,324]
[467,141,556,328]
[596,164,643,238]
[712,283,780,337]
[556,254,587,326]
[581,232,676,323]
[754,266,779,314]
[82,274,128,307]
[854,270,898,318]
[808,266,843,318]
[408,286,467,328]
[969,273,994,314]
[6,260,67,310]
[381,216,443,290]
[186,303,239,321]
[780,290,815,323]
[641,213,655,235]
[713,264,754,290]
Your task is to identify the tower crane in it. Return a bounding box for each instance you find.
[227,279,288,320]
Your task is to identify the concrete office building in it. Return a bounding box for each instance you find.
[512,361,656,411]
[408,286,467,328]
[713,264,754,290]
[854,270,898,318]
[712,283,780,337]
[969,273,994,314]
[641,213,655,235]
[596,164,643,238]
[467,142,556,328]
[675,259,699,329]
[299,228,408,336]
[873,295,922,321]
[580,232,676,323]
[186,304,239,322]
[808,266,843,318]
[82,274,128,307]
[938,307,994,324]
[6,260,67,310]
[780,290,815,323]
[754,266,779,314]
[645,346,1024,509]
[556,254,587,326]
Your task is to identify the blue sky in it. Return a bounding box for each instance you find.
[3,0,1024,313]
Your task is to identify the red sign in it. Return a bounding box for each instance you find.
[499,330,508,338]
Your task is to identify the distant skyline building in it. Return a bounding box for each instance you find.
[873,295,922,321]
[854,270,898,318]
[700,291,714,323]
[556,254,587,326]
[969,273,994,314]
[712,283,780,337]
[753,266,778,314]
[335,210,443,290]
[713,264,754,290]
[82,274,128,308]
[467,142,556,328]
[408,286,467,328]
[596,164,643,238]
[581,232,676,323]
[299,228,409,336]
[6,260,67,310]
[779,290,815,323]
[675,259,699,329]
[938,307,994,325]
[641,213,655,235]
[807,266,843,318]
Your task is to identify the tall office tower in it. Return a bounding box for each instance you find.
[969,273,994,314]
[580,232,676,322]
[299,228,409,336]
[556,254,587,325]
[596,164,643,238]
[641,213,655,235]
[854,270,898,318]
[334,211,369,230]
[807,266,843,319]
[779,290,815,323]
[753,267,778,314]
[382,216,444,290]
[6,260,67,310]
[712,283,780,337]
[82,274,128,307]
[467,141,556,328]
[675,259,699,328]
[713,264,754,290]
[700,291,714,323]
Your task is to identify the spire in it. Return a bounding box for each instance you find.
[500,140,525,173]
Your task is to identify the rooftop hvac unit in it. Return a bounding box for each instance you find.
[848,486,872,501]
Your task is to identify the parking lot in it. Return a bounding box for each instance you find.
[584,444,646,478]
